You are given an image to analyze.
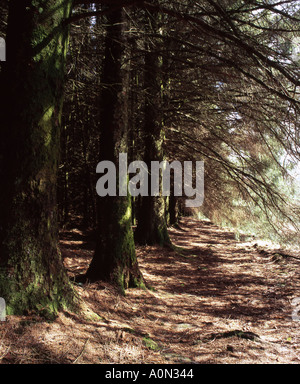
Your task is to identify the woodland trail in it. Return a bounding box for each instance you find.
[1,217,300,364]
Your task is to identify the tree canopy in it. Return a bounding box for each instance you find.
[63,0,300,241]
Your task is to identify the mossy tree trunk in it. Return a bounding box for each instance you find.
[0,0,76,317]
[134,9,170,246]
[84,8,144,292]
[168,192,179,226]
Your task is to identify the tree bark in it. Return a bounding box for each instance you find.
[84,8,145,292]
[0,0,76,317]
[134,9,170,246]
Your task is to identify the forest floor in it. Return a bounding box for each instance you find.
[1,217,300,364]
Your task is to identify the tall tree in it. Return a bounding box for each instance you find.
[134,7,170,246]
[83,8,145,292]
[0,0,76,317]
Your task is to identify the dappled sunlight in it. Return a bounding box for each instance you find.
[1,217,300,364]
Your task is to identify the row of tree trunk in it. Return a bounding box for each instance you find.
[0,1,179,316]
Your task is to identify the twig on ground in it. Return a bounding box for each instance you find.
[72,337,90,364]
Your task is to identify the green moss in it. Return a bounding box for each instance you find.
[133,277,147,290]
[142,337,160,351]
[1,264,78,318]
[0,209,78,318]
[40,106,54,147]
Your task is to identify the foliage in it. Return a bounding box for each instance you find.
[61,1,300,246]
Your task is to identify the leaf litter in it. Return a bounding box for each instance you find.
[1,217,300,364]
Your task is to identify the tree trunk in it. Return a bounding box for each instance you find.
[134,9,170,246]
[0,0,76,317]
[84,9,145,292]
[168,193,179,226]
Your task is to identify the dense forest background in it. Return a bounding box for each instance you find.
[0,0,299,319]
[59,0,300,244]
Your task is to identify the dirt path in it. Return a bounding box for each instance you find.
[1,217,300,363]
